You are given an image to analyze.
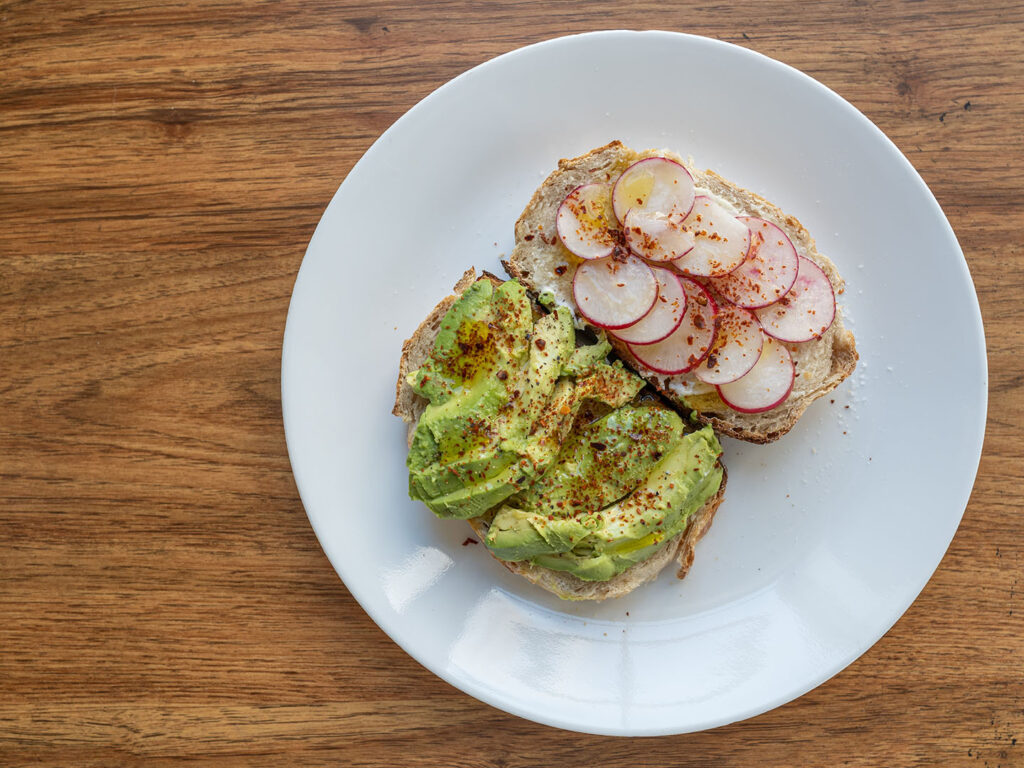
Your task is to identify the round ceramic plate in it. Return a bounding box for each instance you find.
[281,31,986,736]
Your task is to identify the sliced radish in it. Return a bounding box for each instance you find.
[573,255,658,330]
[556,183,617,260]
[755,255,836,342]
[612,267,688,345]
[716,337,794,413]
[628,277,718,374]
[623,208,695,262]
[707,217,799,308]
[693,305,764,385]
[612,157,695,224]
[671,196,750,277]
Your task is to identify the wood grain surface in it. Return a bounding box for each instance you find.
[2,1,1022,765]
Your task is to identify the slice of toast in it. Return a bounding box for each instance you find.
[504,141,858,444]
[393,268,727,601]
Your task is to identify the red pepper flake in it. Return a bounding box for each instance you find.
[524,234,535,241]
[535,338,546,350]
[461,537,478,546]
[554,264,567,276]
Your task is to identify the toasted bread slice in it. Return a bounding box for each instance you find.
[504,141,858,444]
[393,269,727,601]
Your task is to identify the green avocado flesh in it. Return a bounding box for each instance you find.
[406,279,723,582]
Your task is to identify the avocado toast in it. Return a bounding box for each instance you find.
[393,269,726,601]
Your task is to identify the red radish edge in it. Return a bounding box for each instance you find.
[572,256,659,330]
[692,305,764,385]
[707,216,799,309]
[670,196,752,277]
[755,255,837,343]
[555,183,615,260]
[611,267,688,346]
[627,277,719,374]
[612,156,696,225]
[623,208,696,263]
[715,338,795,413]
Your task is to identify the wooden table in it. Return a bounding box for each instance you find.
[2,2,1021,765]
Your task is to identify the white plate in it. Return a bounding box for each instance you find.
[281,31,986,736]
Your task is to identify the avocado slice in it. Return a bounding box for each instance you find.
[484,505,596,561]
[561,331,613,376]
[516,404,684,518]
[407,280,501,405]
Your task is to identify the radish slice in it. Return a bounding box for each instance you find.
[623,208,695,262]
[755,255,836,342]
[707,217,799,308]
[612,157,695,224]
[693,305,764,385]
[612,267,688,345]
[556,183,617,260]
[716,337,794,413]
[671,196,751,277]
[628,277,718,374]
[573,255,658,330]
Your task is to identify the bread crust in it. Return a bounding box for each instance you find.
[393,269,727,600]
[503,141,858,443]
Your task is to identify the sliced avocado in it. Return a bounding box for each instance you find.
[532,548,624,581]
[516,404,683,518]
[420,457,533,519]
[536,290,557,310]
[599,426,722,547]
[407,280,528,473]
[406,377,507,472]
[486,424,723,581]
[407,280,497,405]
[562,332,612,376]
[533,427,723,580]
[409,447,518,500]
[574,360,644,407]
[406,278,724,582]
[497,305,574,451]
[484,505,595,560]
[407,286,579,519]
[515,362,644,475]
